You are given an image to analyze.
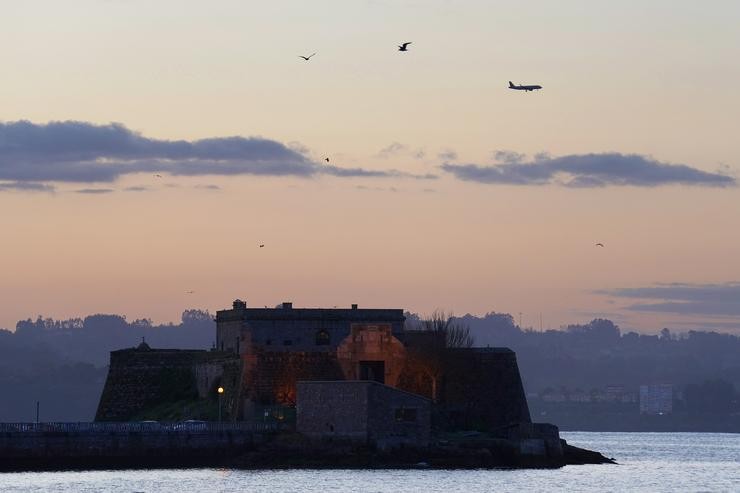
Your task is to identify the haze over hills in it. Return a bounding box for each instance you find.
[1,308,737,424]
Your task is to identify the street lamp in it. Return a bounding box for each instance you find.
[217,387,224,422]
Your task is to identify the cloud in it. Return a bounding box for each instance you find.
[355,185,400,192]
[413,149,426,160]
[437,150,458,161]
[0,120,426,185]
[321,165,436,180]
[123,186,148,192]
[671,320,740,331]
[0,181,55,193]
[194,184,221,190]
[376,143,427,161]
[600,282,740,316]
[75,188,114,194]
[286,141,310,155]
[441,152,735,187]
[492,150,526,164]
[376,142,406,158]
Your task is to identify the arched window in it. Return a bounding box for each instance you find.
[315,330,330,346]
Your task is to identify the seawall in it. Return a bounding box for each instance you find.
[0,422,273,471]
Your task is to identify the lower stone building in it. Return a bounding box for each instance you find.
[296,381,431,449]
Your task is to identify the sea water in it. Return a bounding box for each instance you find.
[1,432,738,492]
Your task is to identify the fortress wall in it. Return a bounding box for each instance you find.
[0,428,266,471]
[243,351,344,407]
[441,348,532,430]
[95,349,239,422]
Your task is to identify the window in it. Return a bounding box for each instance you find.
[315,330,330,346]
[394,408,417,423]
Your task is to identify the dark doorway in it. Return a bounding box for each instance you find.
[359,360,385,384]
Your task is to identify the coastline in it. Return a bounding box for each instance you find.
[0,430,614,473]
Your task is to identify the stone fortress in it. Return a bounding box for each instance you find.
[15,298,613,469]
[96,299,534,442]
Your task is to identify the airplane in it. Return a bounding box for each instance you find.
[509,81,542,92]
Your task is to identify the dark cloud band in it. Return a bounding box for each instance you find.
[0,181,55,193]
[441,153,735,187]
[0,120,435,184]
[600,282,740,316]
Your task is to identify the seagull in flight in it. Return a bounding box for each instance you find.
[186,290,195,294]
[299,53,316,61]
[324,157,330,163]
[398,42,412,52]
[259,244,265,248]
[595,243,604,247]
[154,174,163,178]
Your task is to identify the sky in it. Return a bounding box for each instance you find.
[1,0,740,334]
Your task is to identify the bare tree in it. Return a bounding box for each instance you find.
[418,310,474,349]
[404,310,474,401]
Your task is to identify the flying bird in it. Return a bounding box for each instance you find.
[595,243,604,247]
[154,174,162,178]
[398,42,412,52]
[299,53,316,61]
[325,157,330,163]
[259,244,265,248]
[186,290,195,294]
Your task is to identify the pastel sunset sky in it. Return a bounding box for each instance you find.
[1,0,739,333]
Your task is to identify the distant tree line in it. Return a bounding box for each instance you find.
[0,310,214,422]
[1,308,738,422]
[448,312,740,414]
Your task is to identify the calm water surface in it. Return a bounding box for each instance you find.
[1,432,738,492]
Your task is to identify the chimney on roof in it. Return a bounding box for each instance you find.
[233,299,247,310]
[351,304,358,310]
[282,302,293,309]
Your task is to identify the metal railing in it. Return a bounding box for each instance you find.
[0,421,279,434]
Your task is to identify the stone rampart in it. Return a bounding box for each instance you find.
[95,347,240,421]
[440,348,532,430]
[0,422,273,471]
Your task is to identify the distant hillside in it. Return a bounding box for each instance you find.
[0,310,213,422]
[455,312,740,393]
[1,308,738,423]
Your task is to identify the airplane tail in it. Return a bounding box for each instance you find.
[508,81,515,88]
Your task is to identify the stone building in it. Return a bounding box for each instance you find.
[216,301,408,414]
[216,300,405,356]
[296,381,431,449]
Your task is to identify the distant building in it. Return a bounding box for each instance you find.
[605,385,625,402]
[568,390,591,403]
[541,390,567,403]
[639,384,673,415]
